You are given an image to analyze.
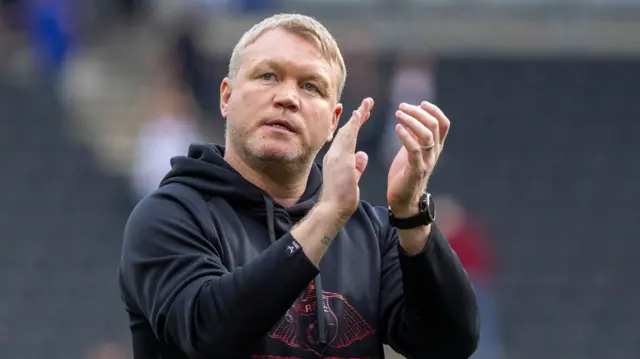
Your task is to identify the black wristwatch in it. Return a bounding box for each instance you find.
[389,193,436,229]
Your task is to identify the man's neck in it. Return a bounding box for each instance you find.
[224,147,310,207]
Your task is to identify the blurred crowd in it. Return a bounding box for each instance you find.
[3,2,580,359]
[0,2,504,359]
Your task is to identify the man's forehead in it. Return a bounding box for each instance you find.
[242,30,333,73]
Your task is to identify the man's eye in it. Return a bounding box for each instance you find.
[302,83,320,93]
[261,73,276,81]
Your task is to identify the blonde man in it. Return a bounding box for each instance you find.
[120,13,478,359]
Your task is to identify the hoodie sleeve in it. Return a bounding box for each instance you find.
[119,189,320,358]
[370,206,480,359]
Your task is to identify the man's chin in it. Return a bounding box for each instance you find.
[249,143,306,164]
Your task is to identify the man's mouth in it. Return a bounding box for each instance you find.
[266,120,296,133]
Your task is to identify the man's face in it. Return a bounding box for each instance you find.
[220,28,342,165]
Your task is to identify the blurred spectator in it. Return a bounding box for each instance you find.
[130,55,203,201]
[171,20,217,116]
[25,0,78,74]
[436,194,503,359]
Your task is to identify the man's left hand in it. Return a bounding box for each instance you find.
[387,101,450,218]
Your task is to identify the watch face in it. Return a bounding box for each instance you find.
[426,193,436,221]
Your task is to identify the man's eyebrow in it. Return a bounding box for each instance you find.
[303,73,330,88]
[252,59,284,73]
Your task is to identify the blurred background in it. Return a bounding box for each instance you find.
[1,0,639,358]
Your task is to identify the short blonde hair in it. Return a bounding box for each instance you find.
[228,13,347,100]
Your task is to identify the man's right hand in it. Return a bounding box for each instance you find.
[291,98,374,265]
[320,97,375,222]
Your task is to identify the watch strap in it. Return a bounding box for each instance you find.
[388,193,434,229]
[389,211,431,229]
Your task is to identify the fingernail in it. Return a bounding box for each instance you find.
[399,103,407,110]
[421,101,429,107]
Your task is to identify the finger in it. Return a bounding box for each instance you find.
[334,97,375,151]
[399,103,439,145]
[350,97,374,127]
[395,110,434,148]
[354,151,368,182]
[420,101,450,146]
[395,124,428,178]
[359,97,374,125]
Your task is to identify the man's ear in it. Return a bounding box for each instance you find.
[220,77,233,119]
[326,103,343,142]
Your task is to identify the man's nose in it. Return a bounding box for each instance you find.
[273,82,300,111]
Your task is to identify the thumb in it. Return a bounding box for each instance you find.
[334,110,362,150]
[333,97,374,152]
[354,151,368,182]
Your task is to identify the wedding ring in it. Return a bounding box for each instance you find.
[422,143,435,151]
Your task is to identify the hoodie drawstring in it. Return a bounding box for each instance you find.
[314,273,327,344]
[263,195,276,243]
[261,195,327,344]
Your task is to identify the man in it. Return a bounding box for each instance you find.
[119,13,479,359]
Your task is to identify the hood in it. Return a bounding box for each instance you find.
[160,143,323,220]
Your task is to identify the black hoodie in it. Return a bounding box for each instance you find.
[119,143,479,359]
